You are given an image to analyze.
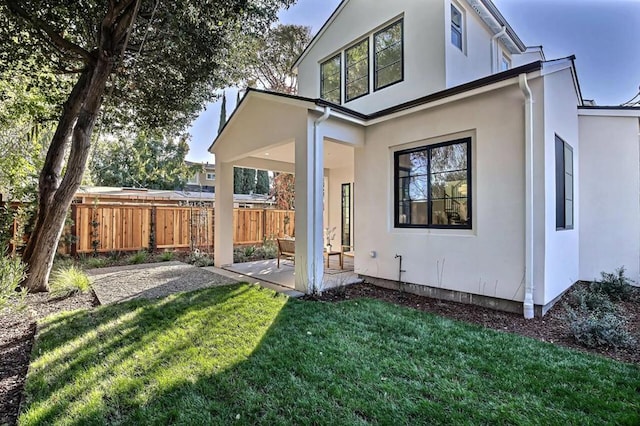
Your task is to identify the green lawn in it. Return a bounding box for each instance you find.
[21,284,640,425]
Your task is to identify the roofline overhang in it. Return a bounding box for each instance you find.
[210,60,549,152]
[578,106,640,117]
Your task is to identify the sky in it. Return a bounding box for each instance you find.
[186,0,640,163]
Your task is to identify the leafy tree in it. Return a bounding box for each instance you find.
[256,170,270,194]
[242,24,312,94]
[91,131,196,190]
[1,0,293,292]
[271,172,294,210]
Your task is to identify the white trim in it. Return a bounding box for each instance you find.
[578,108,640,117]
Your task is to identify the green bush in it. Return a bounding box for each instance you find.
[565,306,636,349]
[566,285,617,313]
[243,246,256,258]
[159,250,175,262]
[0,253,27,311]
[128,251,149,265]
[187,249,214,267]
[589,267,636,302]
[49,265,91,299]
[85,257,108,269]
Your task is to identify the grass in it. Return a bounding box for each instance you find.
[49,265,91,298]
[21,285,640,425]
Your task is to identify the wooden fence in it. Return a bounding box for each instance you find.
[7,204,295,255]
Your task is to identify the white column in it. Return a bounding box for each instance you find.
[214,161,234,267]
[294,116,325,294]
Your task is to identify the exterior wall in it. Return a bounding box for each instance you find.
[445,0,500,87]
[297,0,446,114]
[541,68,581,304]
[355,81,540,303]
[511,49,544,68]
[327,166,354,249]
[579,115,640,283]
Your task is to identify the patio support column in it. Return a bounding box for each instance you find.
[294,113,327,294]
[214,161,234,267]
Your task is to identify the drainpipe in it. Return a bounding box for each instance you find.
[491,26,507,73]
[519,74,535,319]
[311,106,331,293]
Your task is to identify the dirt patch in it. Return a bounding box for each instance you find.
[307,282,640,365]
[0,291,97,426]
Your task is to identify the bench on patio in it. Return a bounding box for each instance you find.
[277,238,295,268]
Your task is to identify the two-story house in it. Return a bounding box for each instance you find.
[184,161,216,193]
[210,0,640,317]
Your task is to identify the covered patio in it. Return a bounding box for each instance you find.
[210,89,365,294]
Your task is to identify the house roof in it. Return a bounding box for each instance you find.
[75,186,275,204]
[292,0,526,70]
[185,160,215,170]
[210,59,552,152]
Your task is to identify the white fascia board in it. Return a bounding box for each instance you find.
[578,108,640,117]
[541,59,582,104]
[366,71,542,126]
[312,106,366,126]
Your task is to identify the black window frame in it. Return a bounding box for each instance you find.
[344,38,370,103]
[394,138,472,229]
[555,135,574,230]
[320,53,342,104]
[341,183,351,246]
[450,4,463,51]
[374,19,404,92]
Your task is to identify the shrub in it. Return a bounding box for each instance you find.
[49,266,91,299]
[243,246,256,258]
[0,253,27,311]
[128,250,149,265]
[589,267,636,302]
[159,250,175,262]
[566,285,617,313]
[85,257,108,269]
[187,249,214,267]
[565,306,636,349]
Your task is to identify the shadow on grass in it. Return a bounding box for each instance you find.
[20,285,640,425]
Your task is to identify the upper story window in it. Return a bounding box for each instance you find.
[500,54,511,71]
[321,54,341,104]
[345,38,369,102]
[555,135,573,230]
[395,138,471,229]
[206,173,215,181]
[374,20,404,91]
[451,4,463,51]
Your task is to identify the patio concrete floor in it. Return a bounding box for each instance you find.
[221,257,362,292]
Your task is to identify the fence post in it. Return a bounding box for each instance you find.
[70,204,78,257]
[149,206,157,252]
[262,208,267,243]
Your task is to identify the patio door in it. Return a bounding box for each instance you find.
[341,183,351,247]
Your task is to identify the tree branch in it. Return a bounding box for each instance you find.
[6,0,94,64]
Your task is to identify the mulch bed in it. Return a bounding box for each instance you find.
[0,291,97,426]
[1,281,637,425]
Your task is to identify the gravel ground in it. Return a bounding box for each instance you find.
[88,261,239,304]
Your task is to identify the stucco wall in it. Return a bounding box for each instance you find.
[297,0,446,114]
[327,166,354,249]
[354,81,539,302]
[579,115,640,283]
[541,68,581,304]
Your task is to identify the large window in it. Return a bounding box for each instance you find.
[321,54,341,104]
[342,183,351,246]
[345,39,369,102]
[555,135,573,230]
[395,138,471,229]
[451,4,463,51]
[374,20,403,91]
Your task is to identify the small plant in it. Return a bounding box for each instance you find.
[0,252,28,311]
[566,285,617,313]
[243,245,256,258]
[49,265,91,299]
[108,251,122,262]
[589,267,636,302]
[565,306,636,349]
[187,249,214,267]
[159,250,175,262]
[128,250,149,265]
[85,257,108,269]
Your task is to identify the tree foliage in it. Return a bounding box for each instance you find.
[255,170,269,194]
[270,172,294,210]
[234,167,257,194]
[1,0,294,291]
[91,131,196,190]
[241,24,312,94]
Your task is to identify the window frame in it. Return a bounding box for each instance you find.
[320,53,342,104]
[555,135,574,230]
[450,3,464,51]
[206,173,215,181]
[500,53,511,71]
[344,38,370,103]
[373,19,404,92]
[394,137,472,230]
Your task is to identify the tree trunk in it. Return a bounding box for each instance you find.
[22,55,113,292]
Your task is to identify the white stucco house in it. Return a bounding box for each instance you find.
[210,0,640,317]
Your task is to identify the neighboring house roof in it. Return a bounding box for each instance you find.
[292,0,526,71]
[212,58,581,151]
[185,160,215,171]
